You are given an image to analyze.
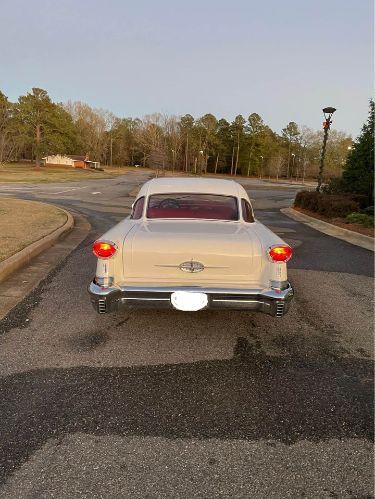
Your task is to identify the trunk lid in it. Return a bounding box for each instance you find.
[122,220,264,286]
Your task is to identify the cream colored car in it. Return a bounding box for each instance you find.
[88,177,294,317]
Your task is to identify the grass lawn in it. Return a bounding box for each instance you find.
[0,198,68,262]
[0,163,138,183]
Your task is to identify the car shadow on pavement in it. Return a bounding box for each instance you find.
[0,337,373,485]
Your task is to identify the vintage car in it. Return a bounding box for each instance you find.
[88,177,294,317]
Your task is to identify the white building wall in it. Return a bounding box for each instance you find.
[45,155,75,166]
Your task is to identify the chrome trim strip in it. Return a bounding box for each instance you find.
[89,281,293,299]
[212,299,269,305]
[118,286,270,294]
[122,297,170,301]
[154,264,229,269]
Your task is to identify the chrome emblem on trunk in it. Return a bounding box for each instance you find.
[179,261,205,273]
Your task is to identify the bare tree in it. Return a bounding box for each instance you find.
[64,101,108,161]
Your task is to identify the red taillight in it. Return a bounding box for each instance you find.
[268,245,293,262]
[93,241,117,259]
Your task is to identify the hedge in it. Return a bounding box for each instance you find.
[294,191,360,218]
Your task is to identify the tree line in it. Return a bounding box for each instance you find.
[0,87,353,180]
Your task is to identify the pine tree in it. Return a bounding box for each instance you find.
[17,88,77,166]
[342,100,374,205]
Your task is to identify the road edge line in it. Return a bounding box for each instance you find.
[0,207,74,283]
[281,207,374,252]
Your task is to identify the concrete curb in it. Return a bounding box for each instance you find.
[281,207,374,252]
[262,179,317,188]
[0,206,74,283]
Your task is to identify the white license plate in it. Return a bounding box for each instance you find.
[171,291,208,311]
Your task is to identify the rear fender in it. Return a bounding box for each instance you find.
[94,218,138,285]
[250,221,290,287]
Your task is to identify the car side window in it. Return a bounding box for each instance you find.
[131,197,145,219]
[241,199,254,223]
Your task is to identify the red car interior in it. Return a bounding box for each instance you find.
[147,207,237,220]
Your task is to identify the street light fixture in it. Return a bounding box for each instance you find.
[317,106,336,191]
[323,107,336,120]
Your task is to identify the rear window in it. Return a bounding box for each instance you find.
[147,193,239,220]
[130,196,145,219]
[241,199,254,223]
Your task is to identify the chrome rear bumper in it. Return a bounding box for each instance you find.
[88,281,294,317]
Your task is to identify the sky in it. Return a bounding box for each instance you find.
[0,0,373,137]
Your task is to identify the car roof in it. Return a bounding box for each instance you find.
[138,177,247,197]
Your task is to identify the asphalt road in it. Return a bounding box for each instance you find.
[0,171,373,498]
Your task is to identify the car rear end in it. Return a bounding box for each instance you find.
[88,178,294,317]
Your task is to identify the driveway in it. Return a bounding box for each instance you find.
[0,172,373,498]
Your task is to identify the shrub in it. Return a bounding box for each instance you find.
[318,196,359,217]
[349,194,369,209]
[322,180,369,208]
[294,191,320,212]
[322,177,347,195]
[346,212,374,228]
[363,206,374,216]
[294,191,359,218]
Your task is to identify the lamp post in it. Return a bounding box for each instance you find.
[302,158,307,184]
[171,149,176,172]
[259,155,264,179]
[199,150,204,175]
[317,106,336,191]
[110,136,113,167]
[291,153,296,179]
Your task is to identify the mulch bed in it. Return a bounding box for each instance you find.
[293,207,374,238]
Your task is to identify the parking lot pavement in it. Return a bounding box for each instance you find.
[0,172,373,498]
